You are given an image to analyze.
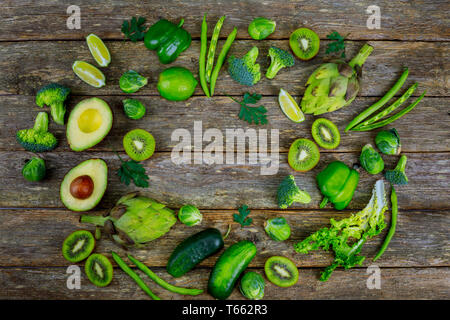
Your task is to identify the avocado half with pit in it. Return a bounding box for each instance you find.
[67,97,113,151]
[60,159,108,211]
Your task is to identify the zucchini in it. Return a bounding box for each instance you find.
[167,228,224,277]
[208,240,257,300]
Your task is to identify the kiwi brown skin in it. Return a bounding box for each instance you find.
[85,253,113,287]
[264,256,299,287]
[311,118,340,150]
[62,230,95,263]
[123,129,155,161]
[288,138,320,172]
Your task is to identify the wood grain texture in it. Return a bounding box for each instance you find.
[0,208,448,268]
[1,95,448,153]
[1,0,449,41]
[0,151,448,210]
[0,40,447,96]
[0,266,448,300]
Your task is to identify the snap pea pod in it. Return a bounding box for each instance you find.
[199,14,210,97]
[205,15,226,83]
[373,186,397,261]
[352,91,426,131]
[210,27,237,96]
[111,251,160,300]
[345,68,409,131]
[354,83,418,128]
[127,255,203,296]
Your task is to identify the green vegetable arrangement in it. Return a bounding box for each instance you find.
[16,112,57,152]
[239,271,265,299]
[375,128,401,155]
[360,144,384,175]
[264,217,291,241]
[266,46,295,79]
[119,70,148,93]
[22,157,46,182]
[36,83,70,125]
[227,92,268,125]
[248,17,276,40]
[385,155,409,185]
[277,175,311,209]
[228,46,261,86]
[123,99,146,120]
[178,205,203,226]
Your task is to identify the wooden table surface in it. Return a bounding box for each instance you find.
[0,0,449,300]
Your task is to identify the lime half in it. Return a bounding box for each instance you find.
[86,33,111,67]
[278,88,305,123]
[72,60,106,88]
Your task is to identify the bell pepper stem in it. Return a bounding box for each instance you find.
[319,197,329,208]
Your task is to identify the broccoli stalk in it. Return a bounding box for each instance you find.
[266,47,295,79]
[385,155,408,185]
[16,112,57,152]
[277,175,311,209]
[228,46,261,86]
[36,83,70,125]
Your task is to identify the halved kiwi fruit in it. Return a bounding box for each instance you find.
[62,230,95,263]
[264,256,299,287]
[123,129,155,161]
[288,138,320,172]
[311,118,340,149]
[289,28,320,60]
[85,253,113,287]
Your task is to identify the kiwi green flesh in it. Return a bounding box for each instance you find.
[288,139,319,172]
[265,257,299,287]
[85,254,113,287]
[312,119,340,149]
[290,28,319,60]
[62,230,95,263]
[124,130,155,161]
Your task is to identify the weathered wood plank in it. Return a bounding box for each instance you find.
[0,208,448,267]
[0,266,448,300]
[0,151,448,210]
[1,95,448,153]
[0,40,447,96]
[1,0,449,41]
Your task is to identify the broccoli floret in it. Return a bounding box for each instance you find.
[266,46,295,79]
[16,112,57,152]
[36,83,70,125]
[277,175,311,209]
[385,155,408,185]
[228,47,261,86]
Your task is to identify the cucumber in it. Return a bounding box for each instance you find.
[208,240,257,300]
[167,228,224,277]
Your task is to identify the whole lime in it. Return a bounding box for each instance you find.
[157,67,198,101]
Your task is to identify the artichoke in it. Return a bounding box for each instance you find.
[80,193,176,247]
[301,44,373,115]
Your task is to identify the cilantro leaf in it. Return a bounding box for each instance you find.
[233,205,253,227]
[228,93,268,125]
[326,31,347,58]
[116,153,149,188]
[122,17,147,42]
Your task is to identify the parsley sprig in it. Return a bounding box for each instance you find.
[233,205,253,227]
[116,152,149,188]
[121,17,147,42]
[227,93,268,125]
[326,31,347,58]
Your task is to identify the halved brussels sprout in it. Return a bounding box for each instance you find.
[22,157,46,181]
[178,205,202,226]
[264,217,291,241]
[248,17,276,40]
[375,129,401,155]
[119,70,148,93]
[360,144,384,175]
[123,99,146,120]
[239,271,265,300]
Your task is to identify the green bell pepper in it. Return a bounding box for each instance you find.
[144,19,191,64]
[317,161,359,210]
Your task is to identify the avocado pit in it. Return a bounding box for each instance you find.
[70,175,94,199]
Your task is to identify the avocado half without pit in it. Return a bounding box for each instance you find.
[66,97,113,151]
[60,159,108,211]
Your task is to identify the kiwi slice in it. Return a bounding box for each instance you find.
[62,230,95,263]
[311,118,340,149]
[123,129,155,161]
[264,256,299,287]
[289,28,320,60]
[288,138,320,172]
[85,253,113,287]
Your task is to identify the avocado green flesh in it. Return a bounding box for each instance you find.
[60,159,108,212]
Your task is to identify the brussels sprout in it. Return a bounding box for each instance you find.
[360,144,384,175]
[22,157,46,182]
[375,128,401,155]
[178,205,202,226]
[119,70,148,93]
[239,271,265,300]
[264,217,291,241]
[248,17,276,40]
[123,99,146,120]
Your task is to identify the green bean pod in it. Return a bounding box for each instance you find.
[128,255,203,296]
[210,27,237,96]
[199,14,210,97]
[111,251,160,300]
[205,16,226,82]
[345,68,409,131]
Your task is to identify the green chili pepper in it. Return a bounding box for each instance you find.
[206,16,226,82]
[373,186,397,261]
[210,27,237,96]
[317,161,359,210]
[199,14,210,97]
[127,255,203,296]
[111,251,160,300]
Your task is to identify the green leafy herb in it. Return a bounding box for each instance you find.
[228,93,268,125]
[116,153,149,188]
[122,17,147,42]
[233,205,253,227]
[326,31,346,58]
